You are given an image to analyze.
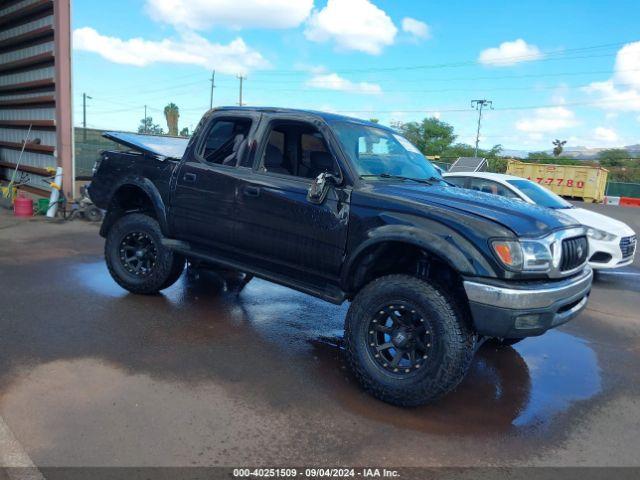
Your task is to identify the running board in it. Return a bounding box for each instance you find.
[161,238,346,305]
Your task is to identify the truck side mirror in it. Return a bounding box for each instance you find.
[308,172,338,204]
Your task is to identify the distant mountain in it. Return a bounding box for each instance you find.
[500,144,640,160]
[501,148,530,158]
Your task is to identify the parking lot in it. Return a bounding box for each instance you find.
[0,203,639,474]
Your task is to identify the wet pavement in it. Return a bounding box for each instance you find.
[0,209,640,468]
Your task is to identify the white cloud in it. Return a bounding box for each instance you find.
[145,0,313,30]
[593,126,619,143]
[306,73,382,95]
[73,27,268,74]
[401,17,430,41]
[304,0,397,55]
[583,80,640,111]
[478,39,544,67]
[583,41,640,111]
[613,41,640,89]
[515,106,578,133]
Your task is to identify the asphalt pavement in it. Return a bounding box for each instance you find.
[0,204,639,474]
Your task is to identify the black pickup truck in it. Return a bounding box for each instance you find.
[89,107,592,406]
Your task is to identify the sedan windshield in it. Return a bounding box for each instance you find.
[329,121,443,183]
[507,179,573,209]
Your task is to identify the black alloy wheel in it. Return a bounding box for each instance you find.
[119,231,158,277]
[367,302,434,376]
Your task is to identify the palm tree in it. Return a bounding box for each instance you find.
[552,139,567,157]
[164,103,180,136]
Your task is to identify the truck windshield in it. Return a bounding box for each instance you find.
[507,179,573,209]
[330,121,443,182]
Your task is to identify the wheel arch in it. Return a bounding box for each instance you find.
[342,225,491,298]
[100,177,169,238]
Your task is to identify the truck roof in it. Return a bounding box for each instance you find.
[211,106,392,131]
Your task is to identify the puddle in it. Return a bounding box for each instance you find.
[72,262,129,298]
[309,330,601,435]
[70,260,602,435]
[72,261,226,301]
[512,331,601,427]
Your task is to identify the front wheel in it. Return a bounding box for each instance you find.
[344,275,476,407]
[105,213,184,294]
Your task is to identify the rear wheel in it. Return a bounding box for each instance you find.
[105,213,184,294]
[344,274,476,407]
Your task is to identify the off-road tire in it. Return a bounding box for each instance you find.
[344,274,476,407]
[105,213,183,294]
[160,253,186,289]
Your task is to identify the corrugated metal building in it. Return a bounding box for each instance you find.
[0,0,73,199]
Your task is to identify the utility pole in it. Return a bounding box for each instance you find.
[209,70,216,109]
[82,92,92,141]
[471,99,492,158]
[237,74,246,107]
[144,105,148,134]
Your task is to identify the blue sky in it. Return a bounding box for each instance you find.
[72,0,640,152]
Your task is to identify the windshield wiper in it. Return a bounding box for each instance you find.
[426,175,457,187]
[360,173,433,185]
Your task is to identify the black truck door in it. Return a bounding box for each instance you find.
[171,114,258,249]
[234,116,350,279]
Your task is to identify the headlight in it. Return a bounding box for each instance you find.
[587,227,616,242]
[492,239,552,272]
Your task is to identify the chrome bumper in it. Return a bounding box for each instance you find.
[464,267,593,310]
[463,267,593,338]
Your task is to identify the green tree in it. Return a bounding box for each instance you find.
[164,103,180,136]
[369,118,380,124]
[398,117,457,156]
[527,151,555,162]
[552,139,567,157]
[597,148,630,167]
[137,116,164,135]
[179,127,190,137]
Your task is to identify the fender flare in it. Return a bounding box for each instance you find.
[100,176,169,237]
[341,224,495,291]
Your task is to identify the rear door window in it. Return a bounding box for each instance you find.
[198,118,252,166]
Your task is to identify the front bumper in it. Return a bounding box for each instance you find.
[464,267,593,338]
[587,236,636,269]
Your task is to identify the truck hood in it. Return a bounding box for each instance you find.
[369,183,580,237]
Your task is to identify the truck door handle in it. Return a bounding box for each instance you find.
[183,172,197,183]
[243,186,260,197]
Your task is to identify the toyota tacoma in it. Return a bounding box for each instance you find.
[89,107,592,406]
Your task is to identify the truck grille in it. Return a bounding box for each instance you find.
[560,236,588,271]
[620,235,637,258]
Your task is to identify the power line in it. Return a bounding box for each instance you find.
[331,97,640,114]
[247,40,634,76]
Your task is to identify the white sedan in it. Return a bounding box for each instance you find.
[443,172,637,269]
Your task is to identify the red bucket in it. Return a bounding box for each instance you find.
[14,194,33,217]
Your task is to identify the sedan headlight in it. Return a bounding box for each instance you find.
[492,239,552,272]
[587,227,616,242]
